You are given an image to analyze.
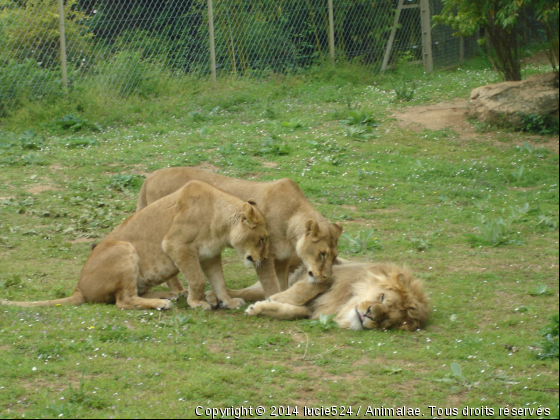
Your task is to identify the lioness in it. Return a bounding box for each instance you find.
[1,181,269,310]
[136,167,342,301]
[245,262,429,331]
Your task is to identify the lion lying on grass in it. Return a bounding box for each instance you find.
[1,181,269,310]
[245,261,429,331]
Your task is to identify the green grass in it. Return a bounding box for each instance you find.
[0,58,558,418]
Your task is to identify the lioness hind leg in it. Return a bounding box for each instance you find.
[79,240,171,311]
[140,291,178,300]
[245,301,312,320]
[116,295,173,310]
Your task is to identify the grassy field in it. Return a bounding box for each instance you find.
[0,57,558,418]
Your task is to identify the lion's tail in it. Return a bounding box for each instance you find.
[1,291,85,307]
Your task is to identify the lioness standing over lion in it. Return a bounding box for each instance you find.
[1,181,269,310]
[136,167,343,302]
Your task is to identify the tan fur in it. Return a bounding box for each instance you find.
[136,167,342,300]
[1,181,269,311]
[245,262,429,331]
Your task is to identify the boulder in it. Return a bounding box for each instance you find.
[468,72,559,128]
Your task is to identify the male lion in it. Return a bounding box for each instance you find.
[1,181,269,310]
[136,167,343,301]
[245,262,429,331]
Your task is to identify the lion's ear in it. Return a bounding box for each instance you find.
[247,199,257,206]
[305,219,319,238]
[242,202,258,227]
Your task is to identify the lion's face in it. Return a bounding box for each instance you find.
[339,272,426,332]
[231,202,270,267]
[297,220,342,283]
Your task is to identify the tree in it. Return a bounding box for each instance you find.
[433,0,558,81]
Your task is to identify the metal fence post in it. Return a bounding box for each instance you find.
[420,0,433,73]
[57,0,68,89]
[381,0,405,73]
[328,0,335,65]
[207,0,217,82]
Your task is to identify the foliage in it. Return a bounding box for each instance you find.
[303,313,338,331]
[342,229,382,254]
[259,137,291,156]
[536,314,559,360]
[109,174,143,191]
[0,0,93,67]
[391,76,417,102]
[52,114,102,132]
[433,0,524,80]
[407,230,441,252]
[518,113,559,135]
[467,204,530,247]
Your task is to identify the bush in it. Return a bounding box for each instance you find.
[0,59,61,117]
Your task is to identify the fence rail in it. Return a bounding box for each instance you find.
[0,0,479,115]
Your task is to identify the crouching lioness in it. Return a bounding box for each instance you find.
[246,262,429,331]
[1,181,269,310]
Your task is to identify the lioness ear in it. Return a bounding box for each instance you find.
[242,202,258,227]
[331,222,343,239]
[247,199,257,206]
[305,219,319,238]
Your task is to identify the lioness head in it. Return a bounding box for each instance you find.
[341,270,429,332]
[296,220,343,283]
[231,201,269,267]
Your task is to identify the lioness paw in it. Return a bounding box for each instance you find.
[235,298,246,308]
[157,299,173,310]
[188,299,212,311]
[218,297,245,310]
[204,290,219,308]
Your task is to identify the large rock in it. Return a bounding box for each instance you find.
[468,72,559,128]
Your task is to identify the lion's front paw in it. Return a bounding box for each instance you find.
[204,290,218,308]
[245,301,264,316]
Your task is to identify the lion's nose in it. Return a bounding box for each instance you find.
[308,271,314,278]
[247,256,254,262]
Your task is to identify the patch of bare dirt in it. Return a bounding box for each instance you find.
[49,164,67,171]
[262,161,279,169]
[393,100,477,139]
[70,237,96,244]
[522,49,553,66]
[26,185,61,194]
[393,100,559,152]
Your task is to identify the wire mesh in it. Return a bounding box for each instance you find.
[0,0,482,114]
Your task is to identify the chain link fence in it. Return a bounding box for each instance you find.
[1,0,479,115]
